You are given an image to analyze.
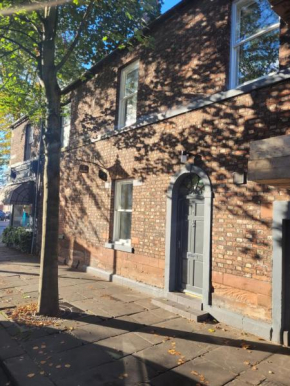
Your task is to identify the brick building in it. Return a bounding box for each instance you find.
[0,117,42,241]
[1,0,290,344]
[57,0,290,344]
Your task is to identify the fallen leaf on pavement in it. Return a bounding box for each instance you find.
[118,373,128,380]
[27,373,35,378]
[241,342,251,350]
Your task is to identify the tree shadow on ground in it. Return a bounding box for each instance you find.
[0,308,288,386]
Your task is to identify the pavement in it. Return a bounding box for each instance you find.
[0,243,289,386]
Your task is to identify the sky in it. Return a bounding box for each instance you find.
[161,0,181,13]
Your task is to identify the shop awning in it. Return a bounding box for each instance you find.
[0,181,35,205]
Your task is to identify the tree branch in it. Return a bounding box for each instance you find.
[0,35,37,60]
[0,26,38,44]
[0,48,18,59]
[17,14,42,36]
[55,1,94,72]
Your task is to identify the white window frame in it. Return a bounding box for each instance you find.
[230,0,280,89]
[113,180,133,246]
[61,103,71,148]
[118,61,139,129]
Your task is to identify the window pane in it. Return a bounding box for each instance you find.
[237,28,279,85]
[124,95,137,126]
[119,212,132,240]
[62,124,70,148]
[237,0,279,43]
[125,68,138,96]
[120,183,132,210]
[24,125,32,160]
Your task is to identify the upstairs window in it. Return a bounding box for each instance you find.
[24,124,33,161]
[230,0,280,88]
[61,103,71,148]
[113,180,133,246]
[118,61,139,128]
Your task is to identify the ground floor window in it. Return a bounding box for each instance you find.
[113,180,133,246]
[12,205,33,228]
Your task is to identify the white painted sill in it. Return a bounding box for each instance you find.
[104,242,134,253]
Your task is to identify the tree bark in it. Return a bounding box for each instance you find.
[37,6,61,316]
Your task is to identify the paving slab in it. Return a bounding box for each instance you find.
[229,370,266,386]
[71,315,140,343]
[4,354,55,386]
[59,291,88,303]
[22,331,84,359]
[130,310,175,326]
[110,291,149,303]
[226,379,253,386]
[39,343,113,381]
[133,333,211,374]
[152,316,197,335]
[133,298,159,310]
[134,325,173,345]
[246,349,290,386]
[94,299,146,318]
[202,344,273,374]
[0,366,11,386]
[260,381,286,386]
[69,299,113,319]
[6,323,54,342]
[150,307,182,321]
[55,354,159,386]
[0,328,24,360]
[97,331,153,359]
[151,356,237,386]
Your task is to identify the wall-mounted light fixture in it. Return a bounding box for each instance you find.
[10,169,17,179]
[233,171,247,185]
[180,150,194,164]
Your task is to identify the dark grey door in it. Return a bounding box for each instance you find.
[177,195,204,295]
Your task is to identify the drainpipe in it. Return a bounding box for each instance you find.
[31,121,44,254]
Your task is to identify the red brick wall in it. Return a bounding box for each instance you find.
[10,119,40,166]
[59,1,290,320]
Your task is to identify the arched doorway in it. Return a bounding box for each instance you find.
[165,165,212,306]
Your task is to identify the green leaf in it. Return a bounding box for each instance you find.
[125,11,133,20]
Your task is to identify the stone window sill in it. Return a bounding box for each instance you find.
[104,242,134,253]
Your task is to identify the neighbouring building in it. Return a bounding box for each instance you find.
[0,110,70,250]
[1,0,290,344]
[0,117,41,238]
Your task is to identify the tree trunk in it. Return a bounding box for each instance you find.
[37,88,61,316]
[37,6,61,316]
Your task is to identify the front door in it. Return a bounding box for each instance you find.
[176,174,205,295]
